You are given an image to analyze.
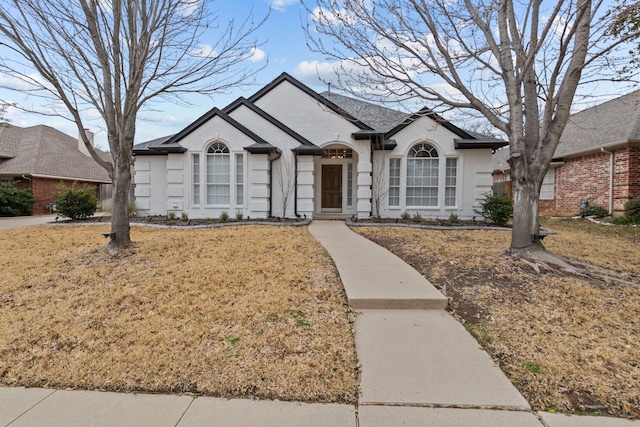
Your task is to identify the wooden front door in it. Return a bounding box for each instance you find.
[322,165,342,209]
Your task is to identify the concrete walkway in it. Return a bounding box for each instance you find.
[308,221,638,427]
[1,219,638,426]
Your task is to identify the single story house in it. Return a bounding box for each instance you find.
[493,90,640,215]
[0,124,111,215]
[133,73,506,220]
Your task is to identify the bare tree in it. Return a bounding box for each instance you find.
[0,0,265,253]
[304,0,640,256]
[371,151,389,218]
[276,153,296,219]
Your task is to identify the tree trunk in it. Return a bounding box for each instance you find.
[510,169,544,253]
[106,154,132,254]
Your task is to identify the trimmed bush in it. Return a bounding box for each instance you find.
[53,182,98,219]
[624,196,640,223]
[0,181,35,216]
[474,193,513,226]
[580,205,609,218]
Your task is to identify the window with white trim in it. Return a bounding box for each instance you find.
[388,158,400,206]
[406,143,439,207]
[445,158,457,207]
[540,168,555,200]
[206,142,230,205]
[236,153,244,205]
[192,154,200,205]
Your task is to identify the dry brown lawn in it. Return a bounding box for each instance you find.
[354,219,640,419]
[0,225,358,403]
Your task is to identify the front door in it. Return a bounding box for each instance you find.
[322,165,342,209]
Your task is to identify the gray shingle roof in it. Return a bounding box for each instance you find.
[493,90,640,171]
[556,90,640,156]
[0,124,110,182]
[320,92,410,132]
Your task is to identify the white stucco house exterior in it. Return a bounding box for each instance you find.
[132,73,506,220]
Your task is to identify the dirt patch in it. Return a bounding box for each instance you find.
[353,221,640,419]
[0,225,358,403]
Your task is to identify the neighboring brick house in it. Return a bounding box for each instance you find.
[0,124,111,215]
[493,91,640,215]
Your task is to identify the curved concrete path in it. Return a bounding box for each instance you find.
[1,219,638,426]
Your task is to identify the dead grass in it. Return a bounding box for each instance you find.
[0,225,358,403]
[353,223,640,419]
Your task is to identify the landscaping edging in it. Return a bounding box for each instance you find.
[346,218,514,231]
[45,217,312,229]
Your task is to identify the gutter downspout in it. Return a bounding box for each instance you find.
[601,147,614,214]
[370,140,375,218]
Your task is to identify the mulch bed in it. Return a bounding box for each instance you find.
[55,215,309,227]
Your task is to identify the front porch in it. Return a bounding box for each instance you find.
[312,143,371,219]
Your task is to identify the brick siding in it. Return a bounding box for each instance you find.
[492,144,640,216]
[15,177,99,215]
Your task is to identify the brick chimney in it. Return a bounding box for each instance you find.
[78,129,95,157]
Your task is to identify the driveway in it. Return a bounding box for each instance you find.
[0,214,58,230]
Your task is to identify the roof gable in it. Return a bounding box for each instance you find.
[248,72,373,131]
[386,107,474,139]
[223,98,318,148]
[170,107,274,147]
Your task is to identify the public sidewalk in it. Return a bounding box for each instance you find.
[0,219,638,426]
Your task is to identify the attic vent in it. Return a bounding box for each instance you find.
[322,148,352,159]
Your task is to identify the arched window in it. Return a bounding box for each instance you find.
[406,143,439,206]
[206,142,230,205]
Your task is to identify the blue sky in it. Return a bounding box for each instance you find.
[0,0,337,150]
[0,0,634,151]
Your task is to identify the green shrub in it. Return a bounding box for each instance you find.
[0,181,35,216]
[167,211,177,220]
[624,196,640,222]
[609,216,634,225]
[180,211,189,221]
[474,193,513,226]
[401,211,411,220]
[235,211,244,221]
[579,205,609,218]
[219,211,229,222]
[412,212,423,223]
[52,182,97,219]
[448,212,460,223]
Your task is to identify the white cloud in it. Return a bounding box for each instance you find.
[310,6,357,27]
[295,60,339,80]
[192,44,217,58]
[177,0,200,17]
[0,72,44,91]
[247,46,266,62]
[294,59,373,92]
[271,0,298,12]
